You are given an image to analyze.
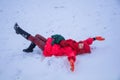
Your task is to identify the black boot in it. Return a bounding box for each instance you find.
[23,43,36,53]
[14,23,31,39]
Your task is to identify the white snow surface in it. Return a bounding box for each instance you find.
[0,0,120,80]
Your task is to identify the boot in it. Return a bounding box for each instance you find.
[14,23,31,39]
[23,43,36,53]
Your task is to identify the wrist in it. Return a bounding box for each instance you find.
[93,37,96,41]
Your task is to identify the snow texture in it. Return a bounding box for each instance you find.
[0,0,120,80]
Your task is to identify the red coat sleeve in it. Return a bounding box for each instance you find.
[83,38,94,45]
[63,47,76,62]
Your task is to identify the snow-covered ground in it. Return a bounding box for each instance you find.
[0,0,120,80]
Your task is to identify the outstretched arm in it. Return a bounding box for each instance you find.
[84,36,105,45]
[67,52,76,72]
[69,58,75,72]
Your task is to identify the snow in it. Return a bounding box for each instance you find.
[0,0,120,80]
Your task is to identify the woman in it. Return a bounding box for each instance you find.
[14,23,105,72]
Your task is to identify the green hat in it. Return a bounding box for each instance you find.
[51,34,65,45]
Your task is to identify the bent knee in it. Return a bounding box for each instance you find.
[35,34,40,38]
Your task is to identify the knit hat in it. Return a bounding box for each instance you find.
[51,34,65,45]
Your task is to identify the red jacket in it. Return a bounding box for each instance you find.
[60,38,94,55]
[43,38,76,61]
[43,37,94,62]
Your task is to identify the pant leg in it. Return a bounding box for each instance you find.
[35,34,47,42]
[28,34,46,51]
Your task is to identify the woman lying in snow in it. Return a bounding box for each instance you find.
[14,23,105,72]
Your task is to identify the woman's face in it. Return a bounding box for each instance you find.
[78,43,84,49]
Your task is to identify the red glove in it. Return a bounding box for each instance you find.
[95,36,105,41]
[69,58,75,72]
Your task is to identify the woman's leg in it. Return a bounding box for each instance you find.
[14,23,36,52]
[14,23,46,52]
[14,23,31,39]
[28,34,46,51]
[23,42,36,52]
[35,34,47,42]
